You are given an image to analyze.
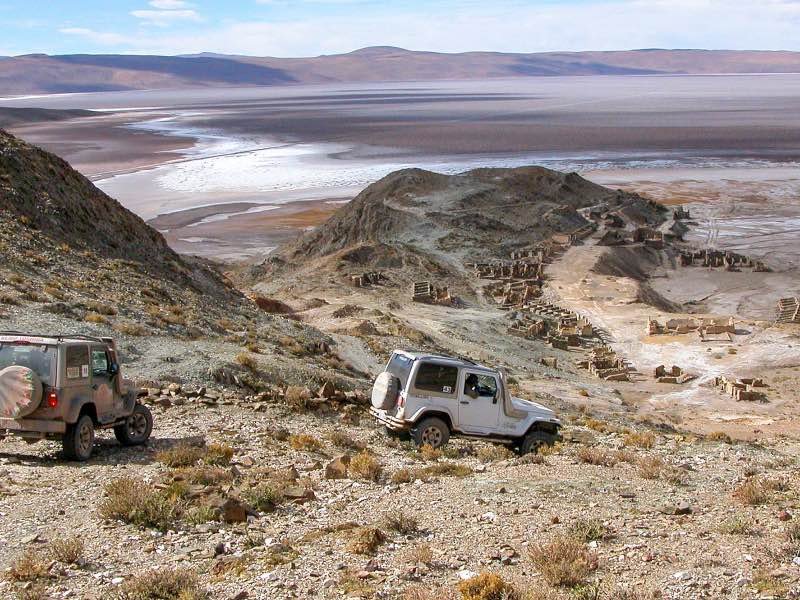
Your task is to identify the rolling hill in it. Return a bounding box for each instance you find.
[2,47,800,95]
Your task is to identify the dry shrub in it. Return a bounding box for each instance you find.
[419,443,442,461]
[156,444,205,467]
[243,483,284,513]
[350,450,382,481]
[346,526,387,555]
[717,516,756,535]
[85,311,109,324]
[49,536,84,564]
[391,468,414,484]
[117,568,207,600]
[419,463,472,478]
[404,543,434,565]
[203,443,234,466]
[606,587,663,600]
[529,535,597,587]
[329,431,365,451]
[569,518,608,542]
[577,446,619,467]
[477,444,515,462]
[176,466,233,486]
[289,433,323,452]
[707,431,733,444]
[285,386,312,411]
[253,295,293,314]
[0,292,19,305]
[384,513,419,535]
[733,478,770,506]
[99,477,179,531]
[458,573,518,600]
[404,586,459,600]
[623,431,656,449]
[637,456,687,484]
[5,550,50,582]
[86,301,117,315]
[235,352,258,371]
[114,322,146,336]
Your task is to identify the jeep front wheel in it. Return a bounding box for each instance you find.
[411,417,450,449]
[519,430,556,455]
[114,404,153,446]
[63,415,95,461]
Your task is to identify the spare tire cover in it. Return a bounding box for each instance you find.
[0,366,43,419]
[371,372,400,410]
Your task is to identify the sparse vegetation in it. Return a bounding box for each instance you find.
[717,516,756,536]
[569,518,608,542]
[235,352,258,370]
[116,568,207,600]
[622,430,656,449]
[243,483,284,513]
[5,550,50,582]
[349,450,383,481]
[346,526,387,555]
[329,431,366,450]
[156,444,206,468]
[288,433,324,452]
[203,442,234,466]
[99,477,180,531]
[529,534,597,587]
[476,444,514,462]
[733,477,770,506]
[457,573,518,600]
[385,513,419,535]
[49,536,85,564]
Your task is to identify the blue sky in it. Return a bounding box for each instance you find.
[2,0,800,57]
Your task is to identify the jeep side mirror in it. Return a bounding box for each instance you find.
[492,392,498,404]
[109,362,119,376]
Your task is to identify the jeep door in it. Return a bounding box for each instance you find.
[90,346,118,422]
[458,371,500,434]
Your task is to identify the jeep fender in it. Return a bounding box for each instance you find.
[64,396,96,425]
[524,420,560,437]
[407,408,455,431]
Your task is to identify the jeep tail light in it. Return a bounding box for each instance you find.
[396,392,405,408]
[47,390,58,408]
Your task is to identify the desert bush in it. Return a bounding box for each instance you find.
[458,573,518,600]
[391,468,414,484]
[114,322,146,336]
[289,433,323,452]
[623,431,656,449]
[156,444,205,467]
[529,534,597,587]
[285,386,312,411]
[733,478,770,506]
[569,518,608,542]
[185,504,217,525]
[49,536,84,564]
[707,431,733,444]
[577,446,619,467]
[116,567,207,600]
[243,483,284,513]
[0,292,19,305]
[385,513,419,535]
[235,352,258,371]
[346,526,387,555]
[176,466,233,486]
[86,301,117,315]
[350,450,382,481]
[786,520,800,551]
[203,443,234,466]
[477,444,515,462]
[85,311,109,324]
[419,443,442,461]
[717,516,756,535]
[329,431,365,451]
[418,463,472,478]
[404,543,434,565]
[5,550,50,582]
[99,477,179,531]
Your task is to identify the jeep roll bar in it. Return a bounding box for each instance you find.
[0,332,108,344]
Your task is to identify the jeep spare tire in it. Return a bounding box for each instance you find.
[371,372,399,410]
[0,366,43,419]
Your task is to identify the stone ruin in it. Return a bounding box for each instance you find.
[714,376,767,402]
[577,346,629,381]
[654,364,695,384]
[680,249,770,272]
[647,317,700,335]
[349,271,386,287]
[632,227,665,248]
[776,297,800,324]
[697,317,736,342]
[412,281,458,306]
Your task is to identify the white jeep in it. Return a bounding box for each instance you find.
[369,350,561,454]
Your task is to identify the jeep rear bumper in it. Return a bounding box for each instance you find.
[0,417,66,435]
[369,407,410,431]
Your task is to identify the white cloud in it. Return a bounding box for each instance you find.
[131,8,202,27]
[149,0,189,7]
[59,27,133,46]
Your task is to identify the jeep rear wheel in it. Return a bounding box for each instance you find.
[519,430,556,455]
[63,415,95,461]
[114,404,153,446]
[411,417,450,449]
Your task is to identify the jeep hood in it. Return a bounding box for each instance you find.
[511,396,560,424]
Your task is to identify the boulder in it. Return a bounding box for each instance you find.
[325,455,351,480]
[318,381,336,399]
[221,497,248,523]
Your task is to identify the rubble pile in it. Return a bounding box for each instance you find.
[776,297,800,324]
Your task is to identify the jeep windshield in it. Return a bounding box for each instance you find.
[386,352,413,390]
[0,342,56,384]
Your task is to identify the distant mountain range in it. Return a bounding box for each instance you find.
[3,47,800,95]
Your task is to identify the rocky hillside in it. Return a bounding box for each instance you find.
[0,129,246,334]
[270,167,664,283]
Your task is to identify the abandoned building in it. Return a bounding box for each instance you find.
[577,347,629,381]
[673,206,691,220]
[349,271,386,287]
[777,297,800,324]
[680,249,770,272]
[654,364,695,384]
[714,376,767,402]
[412,281,457,305]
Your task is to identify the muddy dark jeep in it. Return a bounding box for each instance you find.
[0,332,152,461]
